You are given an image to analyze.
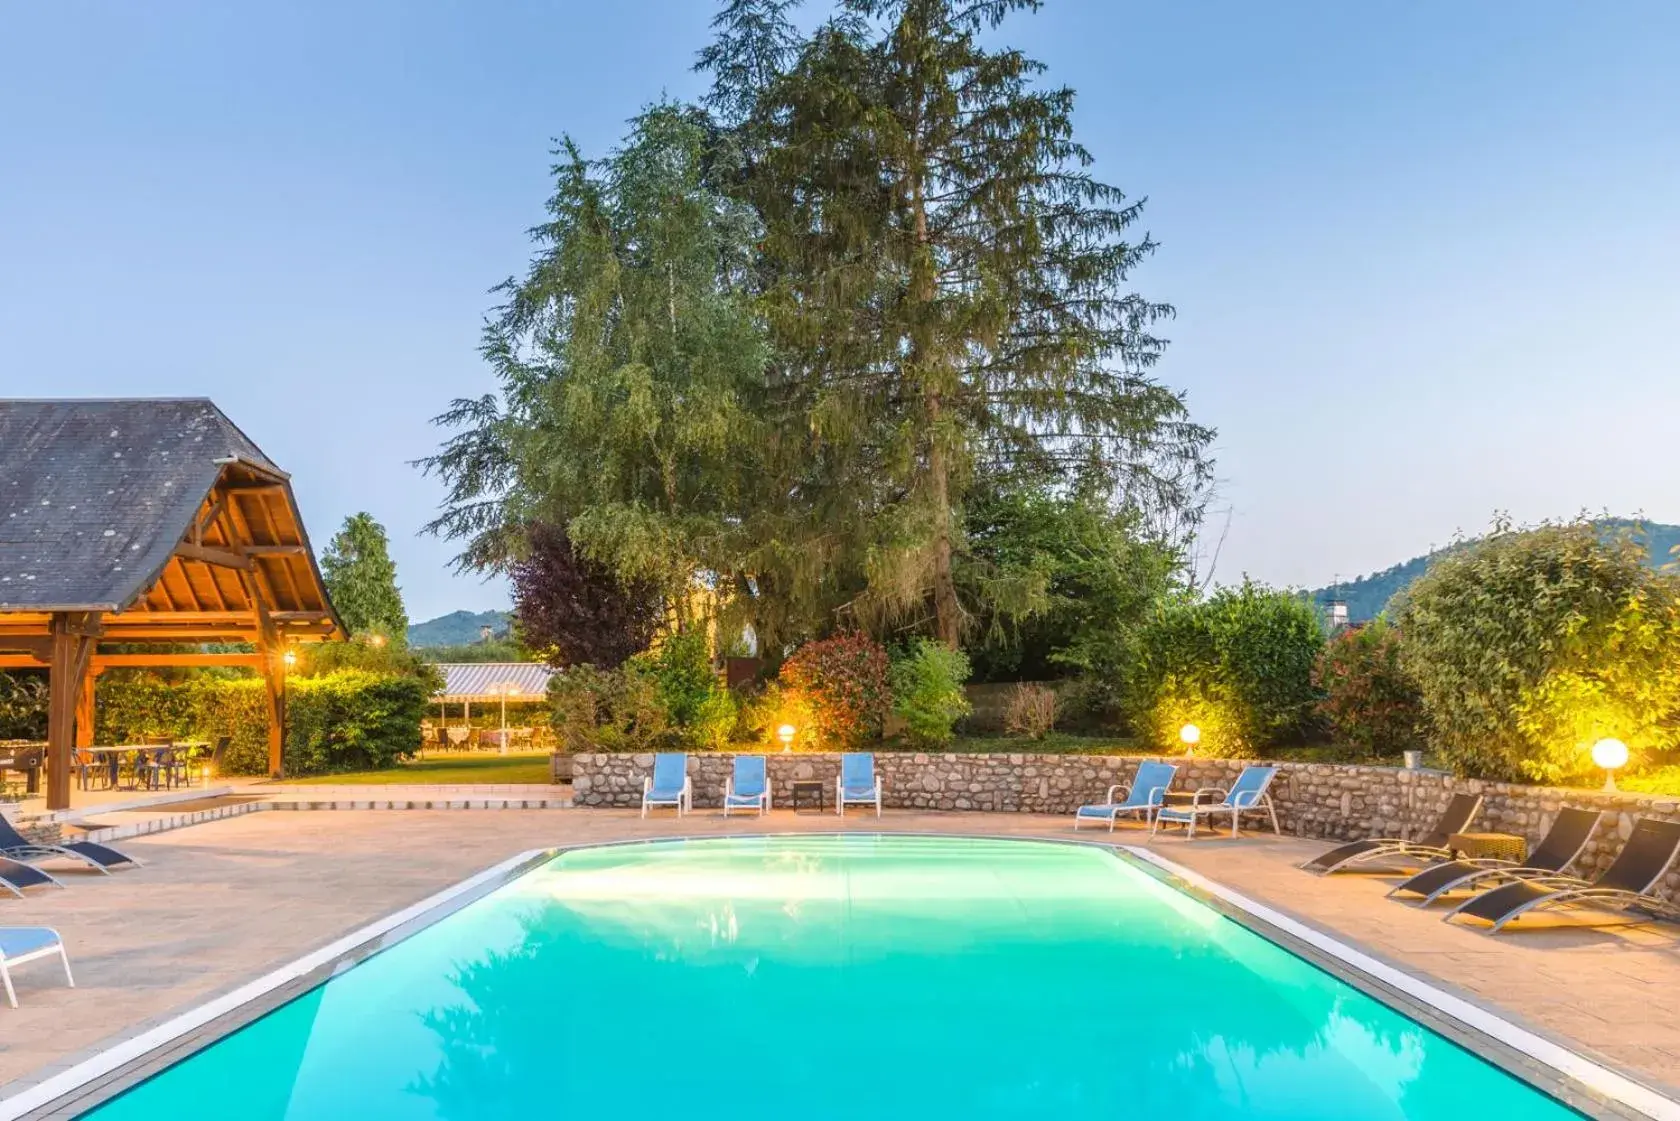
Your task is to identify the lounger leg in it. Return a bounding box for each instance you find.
[59,943,74,989]
[1,963,14,1009]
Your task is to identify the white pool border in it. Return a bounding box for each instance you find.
[0,846,554,1121]
[1122,844,1680,1121]
[4,831,1676,1121]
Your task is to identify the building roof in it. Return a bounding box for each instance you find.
[0,398,339,642]
[432,662,555,701]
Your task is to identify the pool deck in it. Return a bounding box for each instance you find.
[2,807,1678,1111]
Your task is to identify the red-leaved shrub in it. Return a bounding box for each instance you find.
[1312,618,1427,759]
[778,632,892,748]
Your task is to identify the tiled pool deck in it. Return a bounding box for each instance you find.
[2,807,1678,1110]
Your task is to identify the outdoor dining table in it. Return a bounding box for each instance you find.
[82,743,210,791]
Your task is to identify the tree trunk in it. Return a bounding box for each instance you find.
[908,107,961,649]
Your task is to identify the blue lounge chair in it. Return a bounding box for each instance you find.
[640,753,692,818]
[0,816,140,874]
[0,927,74,1007]
[836,753,881,817]
[1149,765,1280,839]
[723,756,771,816]
[0,855,62,898]
[1074,761,1178,832]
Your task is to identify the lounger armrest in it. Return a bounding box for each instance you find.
[1145,784,1168,805]
[1106,783,1130,803]
[1232,789,1270,809]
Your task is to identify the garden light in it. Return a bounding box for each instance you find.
[1591,738,1628,792]
[777,723,797,752]
[1180,724,1201,754]
[282,649,297,668]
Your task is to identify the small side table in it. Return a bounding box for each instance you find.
[1448,831,1527,863]
[791,780,826,814]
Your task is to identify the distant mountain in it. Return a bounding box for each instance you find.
[408,609,512,648]
[1311,520,1680,623]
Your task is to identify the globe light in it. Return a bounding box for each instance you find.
[777,723,797,752]
[1179,724,1201,748]
[1592,738,1628,791]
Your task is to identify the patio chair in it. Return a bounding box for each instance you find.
[1299,792,1483,876]
[1444,817,1680,934]
[1149,765,1279,839]
[0,816,141,874]
[640,753,692,818]
[836,753,881,818]
[0,927,74,1008]
[0,855,62,899]
[723,756,771,817]
[1388,807,1601,906]
[1073,761,1178,831]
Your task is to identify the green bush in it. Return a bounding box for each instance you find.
[94,668,426,776]
[890,640,972,748]
[1312,617,1427,759]
[1127,581,1324,755]
[1398,520,1680,783]
[779,632,893,748]
[0,671,49,740]
[283,671,427,774]
[547,664,671,752]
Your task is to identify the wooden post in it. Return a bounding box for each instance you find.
[46,612,101,811]
[75,665,98,749]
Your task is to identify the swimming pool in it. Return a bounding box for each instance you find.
[71,834,1588,1120]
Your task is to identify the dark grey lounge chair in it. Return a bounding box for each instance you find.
[1445,817,1680,934]
[1388,807,1601,906]
[1300,792,1483,875]
[0,855,63,898]
[0,816,140,874]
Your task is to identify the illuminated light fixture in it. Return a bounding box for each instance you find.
[1180,723,1201,754]
[282,649,297,667]
[777,723,797,752]
[369,634,387,647]
[1591,738,1628,792]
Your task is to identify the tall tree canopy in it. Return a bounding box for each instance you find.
[421,104,768,629]
[424,1,1212,659]
[705,0,1213,645]
[320,512,409,640]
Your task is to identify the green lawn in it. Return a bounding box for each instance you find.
[282,751,553,785]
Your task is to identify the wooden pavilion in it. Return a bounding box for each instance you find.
[0,399,343,808]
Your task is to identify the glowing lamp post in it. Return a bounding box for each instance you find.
[777,724,797,753]
[281,649,297,669]
[1179,723,1201,757]
[1592,738,1628,792]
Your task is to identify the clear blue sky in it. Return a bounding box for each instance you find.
[3,2,1676,621]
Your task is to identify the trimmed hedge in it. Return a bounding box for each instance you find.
[95,669,426,776]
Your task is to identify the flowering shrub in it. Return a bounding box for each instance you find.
[1312,617,1426,759]
[778,632,892,748]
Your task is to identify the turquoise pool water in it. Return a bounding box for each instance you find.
[81,835,1584,1120]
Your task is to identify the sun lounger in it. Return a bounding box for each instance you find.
[1300,792,1482,875]
[836,753,881,817]
[0,927,74,1007]
[0,855,62,899]
[1388,807,1600,906]
[1149,765,1279,839]
[1445,817,1680,934]
[0,816,140,874]
[640,753,692,817]
[1074,761,1178,831]
[723,756,771,816]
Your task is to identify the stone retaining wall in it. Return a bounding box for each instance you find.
[570,751,1680,903]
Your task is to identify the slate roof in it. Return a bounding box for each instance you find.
[0,398,285,612]
[433,662,556,701]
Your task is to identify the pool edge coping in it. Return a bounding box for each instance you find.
[4,830,1677,1121]
[1120,843,1680,1121]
